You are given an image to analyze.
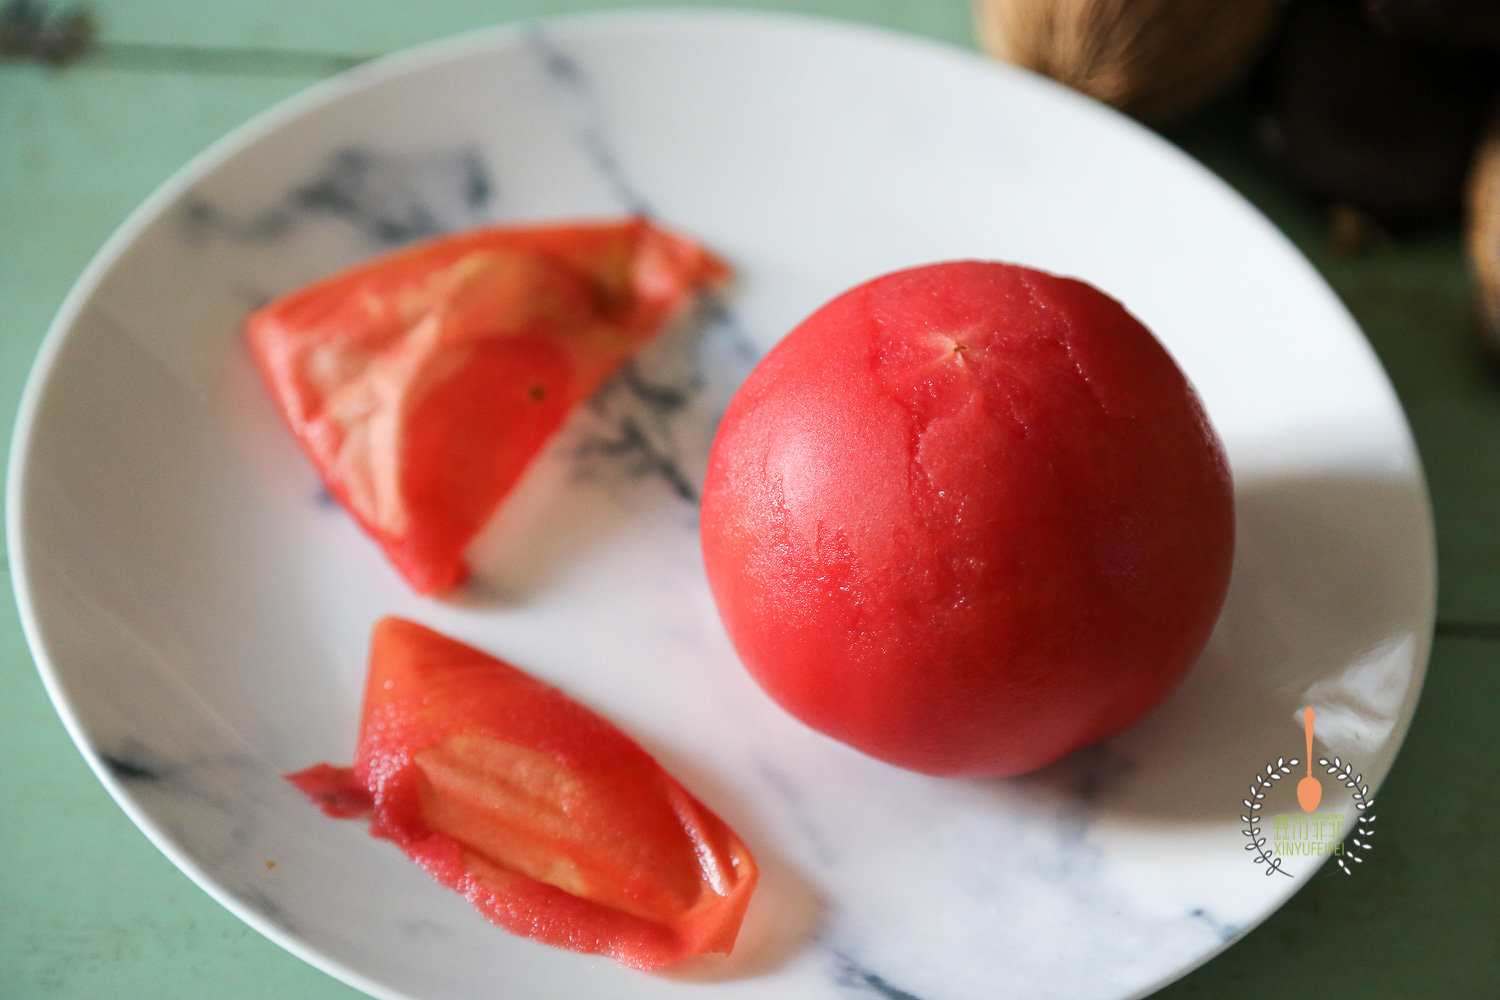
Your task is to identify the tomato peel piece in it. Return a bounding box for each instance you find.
[287,617,758,970]
[246,218,727,594]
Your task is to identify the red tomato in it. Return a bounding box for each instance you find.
[700,261,1234,777]
[288,617,758,970]
[246,218,726,594]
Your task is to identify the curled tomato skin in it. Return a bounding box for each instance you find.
[287,617,758,970]
[246,218,727,595]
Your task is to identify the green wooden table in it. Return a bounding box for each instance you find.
[2,2,1496,997]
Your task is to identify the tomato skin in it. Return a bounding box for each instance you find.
[288,617,757,970]
[246,218,725,595]
[700,261,1234,777]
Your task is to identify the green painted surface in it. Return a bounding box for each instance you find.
[2,2,1495,998]
[84,0,978,56]
[0,64,316,561]
[0,576,363,999]
[1158,635,1500,999]
[1168,103,1500,628]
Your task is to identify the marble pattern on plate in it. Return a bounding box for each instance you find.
[16,15,1430,1000]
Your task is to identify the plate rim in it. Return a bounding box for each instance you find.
[5,7,1438,1000]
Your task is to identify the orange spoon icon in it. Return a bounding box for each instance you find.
[1298,707,1322,813]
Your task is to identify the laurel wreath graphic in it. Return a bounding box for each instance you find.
[1319,756,1377,874]
[1242,757,1296,877]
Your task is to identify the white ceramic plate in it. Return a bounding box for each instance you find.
[8,10,1434,1000]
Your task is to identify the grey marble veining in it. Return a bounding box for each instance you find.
[14,13,1433,1000]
